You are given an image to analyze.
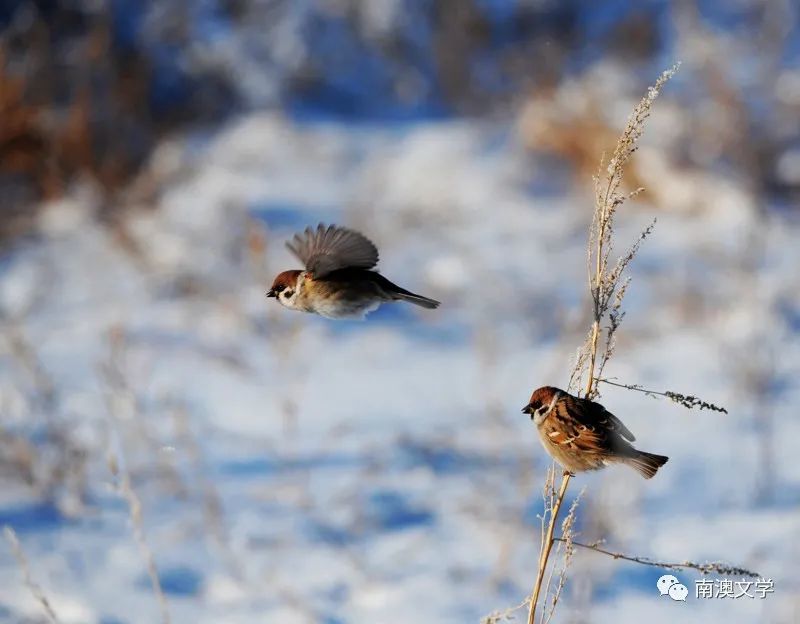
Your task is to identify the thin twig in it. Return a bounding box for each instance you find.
[3,526,61,624]
[527,472,571,624]
[539,471,560,624]
[596,378,728,413]
[482,596,531,624]
[553,538,759,577]
[542,488,583,624]
[109,456,172,624]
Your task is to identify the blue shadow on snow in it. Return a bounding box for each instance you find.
[137,566,204,597]
[0,502,68,534]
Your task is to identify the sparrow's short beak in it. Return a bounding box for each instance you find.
[521,404,533,414]
[266,289,277,298]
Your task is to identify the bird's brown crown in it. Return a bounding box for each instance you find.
[270,270,302,292]
[527,386,563,408]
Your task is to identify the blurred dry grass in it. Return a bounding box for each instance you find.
[0,326,88,511]
[519,0,800,210]
[1,0,796,252]
[0,4,187,246]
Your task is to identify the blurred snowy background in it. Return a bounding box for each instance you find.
[0,1,799,622]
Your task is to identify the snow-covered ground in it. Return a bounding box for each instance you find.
[0,110,798,623]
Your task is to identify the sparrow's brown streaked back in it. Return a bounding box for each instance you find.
[267,224,440,319]
[522,386,668,479]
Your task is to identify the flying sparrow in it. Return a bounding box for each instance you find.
[522,386,668,479]
[267,224,440,319]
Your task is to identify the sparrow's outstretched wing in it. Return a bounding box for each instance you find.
[286,224,379,278]
[544,395,636,456]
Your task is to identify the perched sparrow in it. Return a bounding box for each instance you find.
[267,224,440,319]
[522,386,668,479]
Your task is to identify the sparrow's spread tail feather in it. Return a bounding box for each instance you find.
[624,451,669,479]
[395,292,440,309]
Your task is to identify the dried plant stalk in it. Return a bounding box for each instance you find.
[570,66,681,398]
[596,378,728,413]
[526,64,680,624]
[101,333,171,624]
[540,488,583,624]
[552,538,759,577]
[3,526,61,623]
[527,470,571,624]
[109,455,172,624]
